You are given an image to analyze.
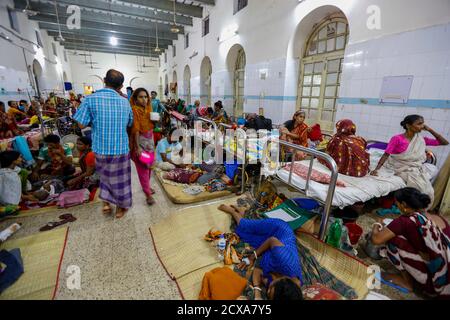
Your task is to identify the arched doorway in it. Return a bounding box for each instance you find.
[226,44,246,118]
[32,59,43,97]
[200,57,212,106]
[183,65,191,105]
[159,77,163,100]
[172,71,178,99]
[164,74,169,98]
[297,14,349,132]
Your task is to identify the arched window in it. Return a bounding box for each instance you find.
[297,17,349,132]
[172,71,178,99]
[234,48,246,117]
[200,57,212,106]
[183,65,191,105]
[159,77,163,99]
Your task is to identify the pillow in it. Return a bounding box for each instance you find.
[302,283,344,300]
[164,169,201,184]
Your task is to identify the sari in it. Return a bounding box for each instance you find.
[382,212,450,298]
[386,134,434,203]
[0,111,21,139]
[199,267,247,300]
[130,101,155,197]
[323,119,370,177]
[130,102,154,155]
[282,121,309,161]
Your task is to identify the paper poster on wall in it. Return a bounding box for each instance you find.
[379,75,414,104]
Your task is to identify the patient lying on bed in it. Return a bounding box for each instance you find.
[218,204,303,300]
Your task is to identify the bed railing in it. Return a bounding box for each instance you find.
[267,139,339,240]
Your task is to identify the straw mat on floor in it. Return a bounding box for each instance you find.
[0,227,68,300]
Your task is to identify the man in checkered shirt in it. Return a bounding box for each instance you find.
[74,70,134,219]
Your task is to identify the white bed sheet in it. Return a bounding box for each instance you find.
[273,149,438,208]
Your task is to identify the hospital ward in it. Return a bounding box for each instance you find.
[1,0,450,301]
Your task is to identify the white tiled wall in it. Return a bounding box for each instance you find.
[339,104,450,167]
[337,22,450,168]
[339,22,450,101]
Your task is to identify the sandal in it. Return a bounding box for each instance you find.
[59,214,76,222]
[40,214,78,232]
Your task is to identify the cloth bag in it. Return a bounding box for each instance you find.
[57,189,90,208]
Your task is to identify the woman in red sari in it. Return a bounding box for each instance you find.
[322,119,370,177]
[281,111,310,161]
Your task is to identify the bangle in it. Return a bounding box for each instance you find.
[251,286,262,292]
[253,251,258,260]
[372,223,383,231]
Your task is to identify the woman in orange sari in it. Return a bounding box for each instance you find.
[281,111,310,161]
[130,88,156,205]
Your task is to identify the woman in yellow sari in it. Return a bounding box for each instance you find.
[130,88,156,205]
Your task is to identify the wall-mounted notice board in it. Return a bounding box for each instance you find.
[379,75,414,104]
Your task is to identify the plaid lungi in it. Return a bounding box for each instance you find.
[95,154,132,209]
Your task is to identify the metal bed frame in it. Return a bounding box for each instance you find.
[263,139,339,240]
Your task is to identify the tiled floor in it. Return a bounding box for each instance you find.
[0,169,421,300]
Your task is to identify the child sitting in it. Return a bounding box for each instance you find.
[30,134,75,182]
[66,137,98,190]
[0,151,64,205]
[0,151,25,206]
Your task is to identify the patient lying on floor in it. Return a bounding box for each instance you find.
[0,151,68,205]
[217,203,303,300]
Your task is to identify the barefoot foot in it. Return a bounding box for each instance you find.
[115,208,128,219]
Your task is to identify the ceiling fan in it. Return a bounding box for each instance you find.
[88,52,101,70]
[22,0,38,16]
[135,56,146,74]
[68,33,91,57]
[140,43,154,69]
[53,0,65,42]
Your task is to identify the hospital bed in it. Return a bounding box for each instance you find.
[154,113,233,204]
[258,139,438,240]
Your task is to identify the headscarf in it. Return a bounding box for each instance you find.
[198,105,208,117]
[130,88,153,135]
[336,119,356,136]
[177,100,185,113]
[322,119,370,177]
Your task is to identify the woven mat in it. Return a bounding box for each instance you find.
[176,263,229,300]
[5,191,100,220]
[0,227,68,300]
[150,198,369,300]
[297,232,369,299]
[150,198,237,281]
[155,170,233,204]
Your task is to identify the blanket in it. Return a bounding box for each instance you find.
[283,163,346,187]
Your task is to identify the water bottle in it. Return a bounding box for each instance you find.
[340,225,352,252]
[326,219,343,248]
[217,234,227,261]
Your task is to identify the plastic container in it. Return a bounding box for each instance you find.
[292,198,320,211]
[378,196,395,209]
[217,234,226,261]
[139,151,155,166]
[363,233,382,260]
[326,219,343,248]
[345,222,363,246]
